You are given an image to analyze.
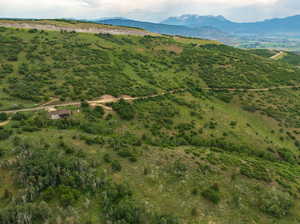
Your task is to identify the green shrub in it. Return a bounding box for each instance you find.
[0,64,13,74]
[103,153,112,163]
[0,203,51,224]
[93,106,105,117]
[58,185,80,207]
[0,128,12,140]
[153,214,180,224]
[118,148,134,158]
[240,163,272,182]
[112,99,135,120]
[0,113,8,122]
[242,105,257,112]
[202,184,221,204]
[12,112,27,121]
[102,183,142,223]
[277,148,297,164]
[107,198,141,224]
[28,29,38,33]
[259,189,293,218]
[111,160,122,172]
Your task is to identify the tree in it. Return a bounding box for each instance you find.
[111,160,122,172]
[112,99,135,120]
[94,106,104,118]
[81,100,89,108]
[0,113,8,122]
[259,190,293,218]
[202,184,221,204]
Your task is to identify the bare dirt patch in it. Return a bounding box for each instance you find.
[119,95,135,100]
[154,45,183,54]
[0,120,10,127]
[0,21,150,36]
[100,95,118,101]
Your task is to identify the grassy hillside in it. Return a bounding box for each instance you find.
[0,23,300,224]
[249,49,300,66]
[0,25,299,110]
[278,52,300,66]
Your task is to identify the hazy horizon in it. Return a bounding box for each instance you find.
[0,0,300,23]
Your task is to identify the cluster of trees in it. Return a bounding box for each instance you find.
[201,184,221,204]
[259,189,293,218]
[8,139,103,202]
[0,113,8,122]
[0,135,179,223]
[0,34,22,62]
[0,28,159,104]
[102,182,179,224]
[112,99,135,120]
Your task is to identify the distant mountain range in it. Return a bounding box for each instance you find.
[91,14,300,46]
[162,14,300,35]
[94,18,236,44]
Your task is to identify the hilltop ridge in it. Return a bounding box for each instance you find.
[0,19,151,36]
[96,18,234,43]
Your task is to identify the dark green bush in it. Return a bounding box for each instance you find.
[201,184,221,204]
[0,113,8,122]
[240,163,272,182]
[103,153,112,163]
[112,99,135,120]
[111,160,122,172]
[0,128,12,140]
[277,148,297,164]
[259,190,293,218]
[11,112,27,121]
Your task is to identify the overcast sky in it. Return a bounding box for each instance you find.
[0,0,300,22]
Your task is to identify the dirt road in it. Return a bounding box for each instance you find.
[270,51,286,60]
[0,120,10,127]
[203,85,300,92]
[1,85,299,114]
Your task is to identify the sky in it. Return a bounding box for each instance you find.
[0,0,300,22]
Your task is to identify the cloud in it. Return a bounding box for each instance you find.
[227,0,300,22]
[0,0,298,22]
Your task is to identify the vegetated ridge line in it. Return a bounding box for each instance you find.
[202,85,300,92]
[1,85,300,114]
[0,22,150,36]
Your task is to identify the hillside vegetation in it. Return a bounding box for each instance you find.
[0,22,300,224]
[249,48,300,66]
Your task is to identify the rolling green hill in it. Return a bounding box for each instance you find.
[0,21,300,224]
[249,48,300,66]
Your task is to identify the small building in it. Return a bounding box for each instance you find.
[49,110,72,120]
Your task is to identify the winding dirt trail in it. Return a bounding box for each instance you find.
[270,51,286,60]
[1,85,299,114]
[0,120,10,127]
[202,85,300,92]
